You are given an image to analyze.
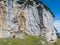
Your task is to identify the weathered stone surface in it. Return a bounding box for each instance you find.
[0,0,57,42]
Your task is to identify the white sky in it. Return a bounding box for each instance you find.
[54,20,60,33]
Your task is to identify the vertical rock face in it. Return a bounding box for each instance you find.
[0,0,57,42]
[0,1,8,38]
[43,9,57,42]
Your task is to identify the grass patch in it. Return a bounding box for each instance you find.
[0,35,50,45]
[56,38,60,45]
[1,35,60,45]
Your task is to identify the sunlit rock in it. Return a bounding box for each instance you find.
[0,0,57,42]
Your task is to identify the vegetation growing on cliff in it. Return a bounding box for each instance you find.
[0,36,49,45]
[0,35,60,45]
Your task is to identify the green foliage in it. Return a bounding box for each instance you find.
[0,35,60,45]
[56,38,60,45]
[0,35,49,45]
[56,33,60,38]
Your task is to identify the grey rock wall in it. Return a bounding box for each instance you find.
[0,0,57,42]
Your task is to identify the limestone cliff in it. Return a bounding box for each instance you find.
[0,0,57,42]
